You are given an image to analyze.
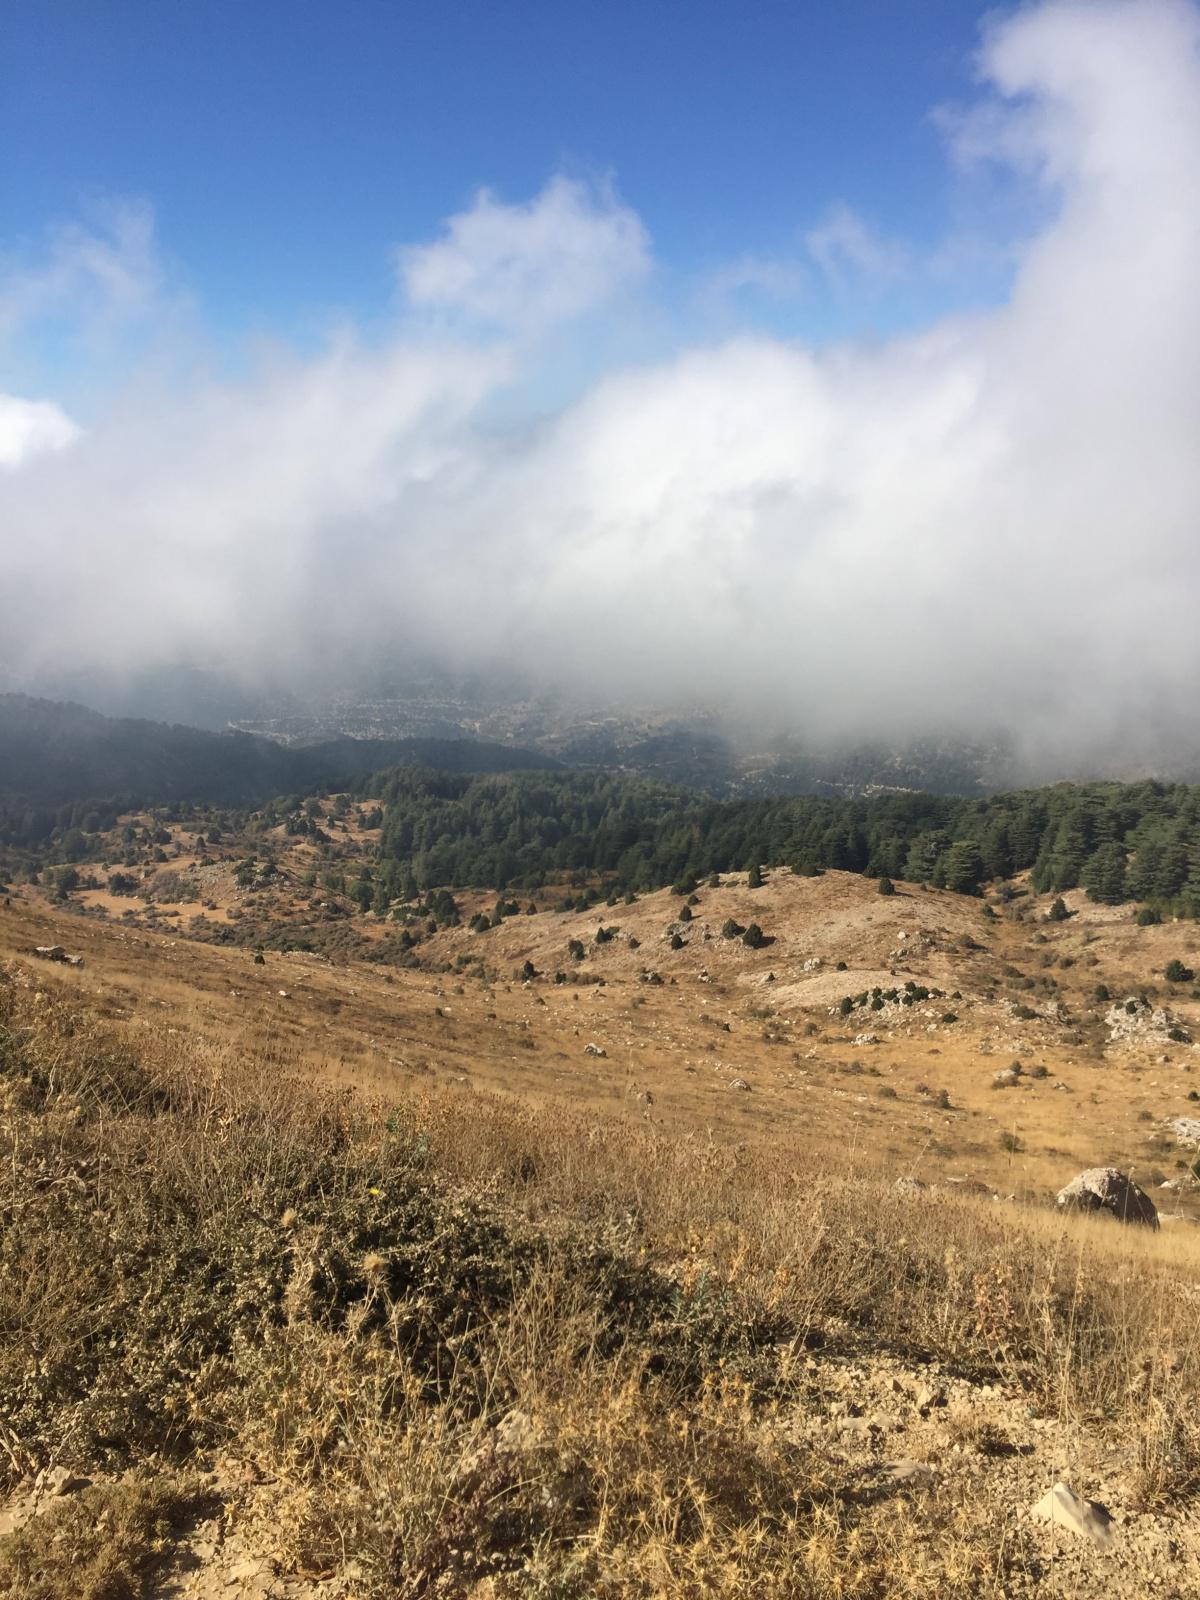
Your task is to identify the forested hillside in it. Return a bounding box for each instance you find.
[0,695,556,817]
[363,767,1200,915]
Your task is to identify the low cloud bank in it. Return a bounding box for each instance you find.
[2,1,1198,766]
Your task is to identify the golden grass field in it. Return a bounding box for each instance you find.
[5,826,1200,1209]
[3,814,1200,1595]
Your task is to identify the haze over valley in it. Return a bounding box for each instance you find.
[3,0,1200,776]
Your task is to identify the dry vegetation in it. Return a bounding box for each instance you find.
[6,838,1200,1210]
[2,948,1200,1596]
[5,819,1200,1593]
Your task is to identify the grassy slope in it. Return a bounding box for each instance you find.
[2,962,1200,1596]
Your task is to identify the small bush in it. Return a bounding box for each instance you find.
[0,1474,210,1600]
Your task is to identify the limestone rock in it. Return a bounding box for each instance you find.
[493,1408,538,1455]
[453,1408,540,1489]
[35,1465,90,1497]
[1029,1481,1115,1548]
[1056,1167,1158,1229]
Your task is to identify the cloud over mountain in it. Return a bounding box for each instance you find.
[1,1,1198,764]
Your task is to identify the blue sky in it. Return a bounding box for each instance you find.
[4,0,1007,346]
[3,0,1198,758]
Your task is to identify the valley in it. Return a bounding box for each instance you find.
[6,806,1200,1210]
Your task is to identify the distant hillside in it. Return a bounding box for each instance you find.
[361,764,1200,917]
[0,695,557,810]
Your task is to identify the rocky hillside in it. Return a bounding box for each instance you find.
[1,961,1199,1598]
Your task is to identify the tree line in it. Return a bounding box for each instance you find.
[358,768,1200,916]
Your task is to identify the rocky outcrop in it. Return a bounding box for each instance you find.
[1055,1167,1158,1229]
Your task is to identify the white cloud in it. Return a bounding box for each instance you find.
[0,394,80,470]
[397,174,651,332]
[0,199,164,351]
[804,202,909,292]
[697,252,809,312]
[1,0,1198,765]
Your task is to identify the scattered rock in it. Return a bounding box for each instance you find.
[1029,1481,1115,1548]
[894,1176,926,1193]
[1167,1116,1200,1147]
[32,945,83,967]
[493,1407,537,1455]
[945,1176,993,1196]
[853,1032,881,1046]
[730,1077,751,1091]
[455,1407,540,1488]
[885,1458,934,1486]
[992,1065,1022,1087]
[584,1042,607,1057]
[1106,999,1179,1045]
[1056,1167,1159,1229]
[35,1464,90,1497]
[838,1414,875,1437]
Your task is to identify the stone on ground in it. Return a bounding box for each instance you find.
[1055,1167,1158,1229]
[1029,1481,1115,1548]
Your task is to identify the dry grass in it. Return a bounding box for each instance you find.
[0,1473,208,1599]
[6,864,1200,1217]
[2,960,1200,1593]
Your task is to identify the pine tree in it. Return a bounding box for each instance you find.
[942,840,985,896]
[1081,841,1127,905]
